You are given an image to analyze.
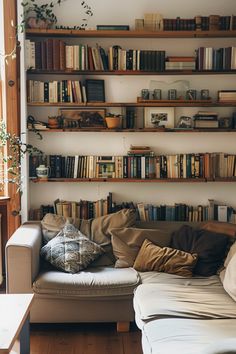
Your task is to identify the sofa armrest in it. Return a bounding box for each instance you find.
[6,223,42,294]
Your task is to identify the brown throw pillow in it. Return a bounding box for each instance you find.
[41,209,136,266]
[111,227,172,268]
[201,221,236,237]
[133,239,198,277]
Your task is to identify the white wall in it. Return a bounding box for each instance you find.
[22,0,236,220]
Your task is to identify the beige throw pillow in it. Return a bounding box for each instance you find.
[111,227,172,268]
[41,209,136,266]
[133,239,198,277]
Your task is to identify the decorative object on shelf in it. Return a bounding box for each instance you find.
[48,116,61,129]
[186,89,197,100]
[219,117,233,129]
[20,0,93,31]
[27,115,48,138]
[144,107,175,128]
[200,89,210,100]
[153,89,162,100]
[176,116,193,129]
[60,109,106,129]
[0,121,43,193]
[168,89,177,100]
[21,0,61,30]
[150,79,190,100]
[105,114,122,129]
[141,89,150,100]
[36,165,50,180]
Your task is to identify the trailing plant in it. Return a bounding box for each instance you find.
[19,0,93,31]
[0,121,43,193]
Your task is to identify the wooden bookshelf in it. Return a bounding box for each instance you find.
[26,29,236,39]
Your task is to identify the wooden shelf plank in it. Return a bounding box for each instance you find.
[27,101,236,107]
[30,177,236,183]
[27,69,236,75]
[25,29,236,38]
[28,128,236,133]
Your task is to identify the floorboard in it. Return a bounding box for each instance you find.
[30,323,143,354]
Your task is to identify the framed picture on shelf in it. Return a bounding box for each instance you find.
[144,107,175,128]
[59,108,106,129]
[85,79,105,102]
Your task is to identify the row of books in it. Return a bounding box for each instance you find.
[196,47,236,71]
[28,193,113,221]
[135,199,235,223]
[163,15,233,31]
[29,152,236,180]
[26,39,236,73]
[28,196,236,224]
[27,79,105,103]
[26,39,166,72]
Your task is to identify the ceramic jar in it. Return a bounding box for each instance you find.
[36,165,50,179]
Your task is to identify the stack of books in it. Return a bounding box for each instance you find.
[128,145,153,155]
[165,56,196,70]
[193,111,219,128]
[218,90,236,102]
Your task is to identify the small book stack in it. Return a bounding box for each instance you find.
[128,145,153,155]
[193,111,219,128]
[218,91,236,102]
[165,56,196,70]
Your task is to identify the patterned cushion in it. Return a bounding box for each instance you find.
[40,223,104,274]
[41,209,136,266]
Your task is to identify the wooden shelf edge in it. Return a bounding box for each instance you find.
[25,29,236,38]
[27,69,236,75]
[29,178,236,183]
[28,128,236,133]
[27,101,236,108]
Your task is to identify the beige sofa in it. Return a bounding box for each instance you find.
[5,212,236,347]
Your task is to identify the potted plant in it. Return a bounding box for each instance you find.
[0,121,43,193]
[20,0,93,31]
[20,0,62,29]
[105,113,123,129]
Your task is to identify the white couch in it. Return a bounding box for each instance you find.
[134,265,236,353]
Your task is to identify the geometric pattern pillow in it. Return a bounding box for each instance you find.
[40,223,104,274]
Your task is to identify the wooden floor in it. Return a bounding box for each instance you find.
[30,323,143,354]
[1,282,142,354]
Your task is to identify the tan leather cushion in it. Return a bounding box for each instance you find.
[41,209,136,266]
[111,227,172,268]
[133,239,198,277]
[201,221,236,237]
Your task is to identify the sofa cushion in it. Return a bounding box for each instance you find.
[137,318,236,354]
[40,223,104,273]
[41,209,136,266]
[111,227,172,268]
[133,239,198,277]
[33,267,140,297]
[171,225,229,276]
[133,279,236,322]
